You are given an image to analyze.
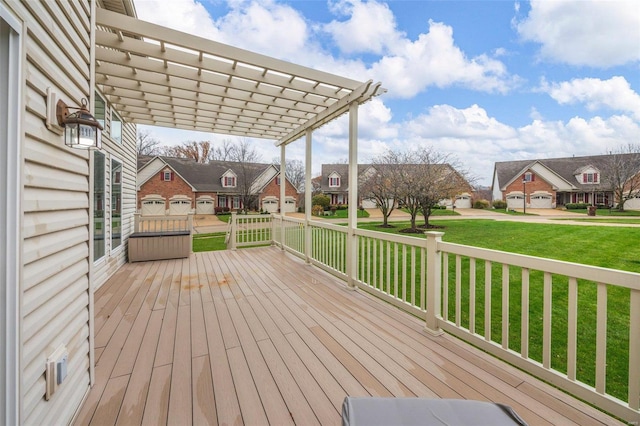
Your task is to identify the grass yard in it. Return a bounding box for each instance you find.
[325,208,370,219]
[358,219,640,402]
[567,208,640,216]
[192,232,227,252]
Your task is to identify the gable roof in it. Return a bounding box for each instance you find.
[95,9,384,146]
[493,154,640,191]
[320,164,372,192]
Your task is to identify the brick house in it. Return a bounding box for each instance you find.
[492,154,640,209]
[137,155,299,215]
[319,163,474,208]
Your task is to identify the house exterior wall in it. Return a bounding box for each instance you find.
[259,177,298,204]
[503,171,555,205]
[6,0,92,424]
[137,170,194,210]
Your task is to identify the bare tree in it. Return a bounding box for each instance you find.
[136,129,161,155]
[272,158,305,191]
[359,158,398,227]
[229,139,263,213]
[387,147,471,231]
[211,139,236,161]
[603,144,640,211]
[160,140,213,163]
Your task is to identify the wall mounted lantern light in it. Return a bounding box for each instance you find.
[56,98,103,150]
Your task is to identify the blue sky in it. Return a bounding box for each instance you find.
[134,0,640,186]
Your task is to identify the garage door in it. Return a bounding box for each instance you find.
[530,194,552,209]
[506,194,524,209]
[196,199,214,214]
[262,197,278,213]
[454,195,472,209]
[169,199,192,215]
[624,193,640,210]
[141,199,165,216]
[284,197,296,213]
[361,198,377,208]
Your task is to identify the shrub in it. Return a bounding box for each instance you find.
[312,194,330,209]
[492,200,507,209]
[312,205,324,216]
[473,199,490,209]
[565,203,590,210]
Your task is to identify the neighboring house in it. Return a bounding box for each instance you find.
[492,154,640,209]
[1,0,379,424]
[137,155,299,214]
[319,163,474,208]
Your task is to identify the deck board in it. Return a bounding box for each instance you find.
[75,247,625,426]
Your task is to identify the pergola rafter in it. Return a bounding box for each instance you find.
[95,8,384,144]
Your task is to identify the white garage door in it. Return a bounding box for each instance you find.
[284,198,296,213]
[361,198,377,208]
[262,198,278,213]
[530,194,552,209]
[506,194,524,209]
[169,199,192,215]
[454,195,472,209]
[141,199,165,216]
[625,193,640,210]
[196,199,214,214]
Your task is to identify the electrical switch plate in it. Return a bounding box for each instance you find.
[45,344,68,400]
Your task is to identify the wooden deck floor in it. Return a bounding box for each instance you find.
[74,247,622,426]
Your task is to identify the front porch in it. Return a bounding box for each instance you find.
[74,247,621,425]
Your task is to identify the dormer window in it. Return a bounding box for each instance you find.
[223,176,236,187]
[328,172,341,187]
[583,172,599,184]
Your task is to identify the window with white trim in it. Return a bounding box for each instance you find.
[223,176,236,187]
[523,172,533,182]
[111,110,122,144]
[583,172,599,184]
[329,176,340,187]
[93,151,105,262]
[94,92,105,128]
[111,158,122,250]
[163,170,172,181]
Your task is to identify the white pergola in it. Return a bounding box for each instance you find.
[95,8,384,283]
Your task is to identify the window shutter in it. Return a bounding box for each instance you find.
[531,174,535,181]
[583,174,587,183]
[170,172,174,181]
[594,173,598,182]
[160,173,163,181]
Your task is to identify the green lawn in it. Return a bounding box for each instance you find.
[358,219,640,402]
[192,232,227,252]
[567,208,640,216]
[324,208,370,219]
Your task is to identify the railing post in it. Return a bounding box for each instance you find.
[187,213,194,253]
[425,231,444,336]
[134,212,140,233]
[230,212,237,250]
[280,214,286,250]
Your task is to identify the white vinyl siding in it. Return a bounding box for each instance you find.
[13,0,92,423]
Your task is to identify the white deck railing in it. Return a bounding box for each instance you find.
[229,214,640,423]
[133,213,193,233]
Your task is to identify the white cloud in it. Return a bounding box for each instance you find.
[324,0,402,54]
[541,76,640,120]
[515,0,640,67]
[368,21,518,98]
[134,0,221,40]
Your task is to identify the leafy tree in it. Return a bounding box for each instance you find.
[602,144,640,211]
[311,194,330,209]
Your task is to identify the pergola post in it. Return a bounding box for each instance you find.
[346,102,358,289]
[280,144,286,250]
[305,129,312,264]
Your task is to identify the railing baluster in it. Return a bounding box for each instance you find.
[402,244,407,303]
[567,277,578,380]
[394,243,399,299]
[521,268,530,359]
[485,260,491,341]
[386,241,391,295]
[456,255,462,327]
[595,282,607,394]
[543,272,552,369]
[411,246,416,306]
[373,238,378,289]
[420,246,426,311]
[502,263,509,350]
[470,257,476,334]
[443,253,449,321]
[629,289,640,410]
[379,240,384,291]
